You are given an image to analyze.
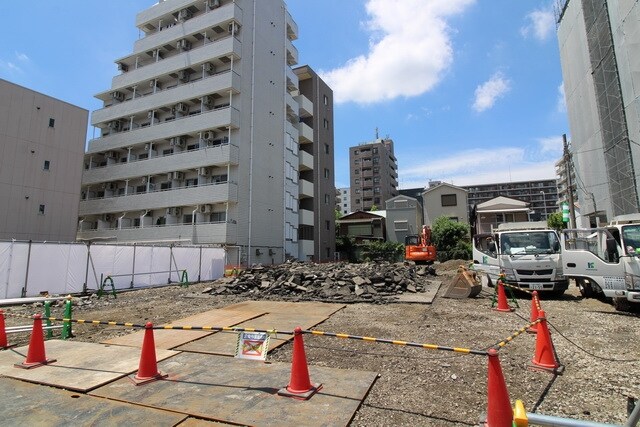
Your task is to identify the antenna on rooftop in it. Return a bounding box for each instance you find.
[375,127,379,139]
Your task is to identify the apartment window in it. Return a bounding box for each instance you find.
[211,211,226,222]
[374,197,380,204]
[373,177,380,184]
[136,185,146,193]
[355,189,361,194]
[394,220,408,231]
[373,156,379,164]
[372,148,378,154]
[183,214,194,225]
[185,178,198,187]
[394,200,408,209]
[323,95,328,105]
[373,167,379,173]
[323,119,329,129]
[48,118,55,128]
[324,168,330,179]
[324,144,329,154]
[441,194,457,206]
[354,159,360,164]
[324,194,330,204]
[355,169,359,175]
[163,149,173,156]
[343,203,347,207]
[374,187,380,193]
[160,182,172,190]
[354,150,359,155]
[355,178,360,184]
[38,204,45,215]
[43,160,50,171]
[355,199,360,204]
[326,220,330,230]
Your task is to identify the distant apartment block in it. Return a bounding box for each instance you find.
[349,137,398,211]
[336,187,351,215]
[76,0,330,266]
[0,79,88,241]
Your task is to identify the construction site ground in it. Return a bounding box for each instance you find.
[2,260,640,426]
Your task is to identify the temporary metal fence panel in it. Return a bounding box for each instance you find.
[0,242,31,299]
[202,247,225,281]
[27,243,87,296]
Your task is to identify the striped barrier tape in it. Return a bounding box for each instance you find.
[492,319,541,350]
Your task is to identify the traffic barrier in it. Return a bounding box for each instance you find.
[14,314,56,369]
[0,310,9,349]
[131,322,167,385]
[493,280,515,312]
[485,348,513,427]
[530,310,563,374]
[493,319,541,350]
[278,326,321,400]
[527,291,540,334]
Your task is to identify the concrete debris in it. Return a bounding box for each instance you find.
[208,261,438,304]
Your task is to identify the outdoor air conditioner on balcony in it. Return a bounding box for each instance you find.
[108,121,121,131]
[144,143,151,151]
[117,63,128,72]
[198,167,210,176]
[111,91,125,102]
[170,136,186,147]
[147,111,154,119]
[141,177,148,185]
[152,50,163,59]
[172,171,185,180]
[177,69,190,83]
[176,39,192,51]
[178,8,192,22]
[173,102,188,114]
[199,204,212,214]
[103,214,114,222]
[105,151,118,159]
[201,95,213,108]
[203,62,215,74]
[167,207,183,216]
[208,0,220,9]
[228,22,238,35]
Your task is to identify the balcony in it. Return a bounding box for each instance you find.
[296,94,313,118]
[286,38,298,66]
[299,209,314,226]
[87,107,240,153]
[112,36,241,91]
[93,71,240,126]
[285,11,298,41]
[82,144,239,185]
[299,179,314,198]
[297,122,313,144]
[134,3,242,54]
[78,182,238,216]
[299,150,313,171]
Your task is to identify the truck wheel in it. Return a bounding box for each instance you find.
[613,297,632,312]
[577,279,594,298]
[484,276,494,288]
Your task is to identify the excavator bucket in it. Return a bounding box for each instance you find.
[443,266,483,299]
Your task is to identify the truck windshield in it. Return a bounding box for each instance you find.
[622,225,640,255]
[500,231,559,255]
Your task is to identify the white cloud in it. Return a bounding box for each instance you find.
[472,72,510,112]
[398,145,559,188]
[0,61,21,72]
[521,8,555,41]
[537,135,563,154]
[556,82,566,113]
[320,0,476,104]
[15,52,29,62]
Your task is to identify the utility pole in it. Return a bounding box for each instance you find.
[563,134,577,228]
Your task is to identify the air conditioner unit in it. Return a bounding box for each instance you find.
[269,249,275,256]
[170,136,186,147]
[208,0,220,9]
[141,177,148,185]
[199,204,212,213]
[203,62,215,74]
[152,49,163,59]
[144,143,150,150]
[228,22,238,35]
[201,95,213,107]
[176,39,192,51]
[203,131,215,140]
[177,69,190,83]
[105,151,118,159]
[108,121,121,131]
[198,167,210,176]
[111,91,125,102]
[178,8,192,21]
[104,214,114,222]
[173,102,189,114]
[147,111,154,119]
[117,62,128,72]
[166,207,182,216]
[172,171,185,180]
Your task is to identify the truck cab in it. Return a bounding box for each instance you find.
[473,222,568,295]
[561,214,640,311]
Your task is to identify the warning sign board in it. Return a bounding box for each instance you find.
[235,332,270,361]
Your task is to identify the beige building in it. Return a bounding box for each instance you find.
[384,195,423,243]
[422,182,469,227]
[0,79,88,241]
[349,137,398,211]
[76,0,333,266]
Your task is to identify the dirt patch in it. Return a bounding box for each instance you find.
[3,264,639,426]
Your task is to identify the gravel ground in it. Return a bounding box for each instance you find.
[3,262,640,426]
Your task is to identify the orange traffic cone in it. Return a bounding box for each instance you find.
[484,348,513,426]
[0,310,9,349]
[493,280,514,312]
[15,314,56,369]
[131,322,168,385]
[278,326,322,400]
[530,310,562,374]
[527,291,540,334]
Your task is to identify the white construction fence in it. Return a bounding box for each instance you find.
[0,240,226,299]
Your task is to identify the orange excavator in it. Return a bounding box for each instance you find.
[404,225,437,265]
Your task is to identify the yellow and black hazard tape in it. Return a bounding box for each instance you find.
[305,330,488,356]
[39,317,145,329]
[157,325,290,335]
[500,281,533,295]
[492,319,541,349]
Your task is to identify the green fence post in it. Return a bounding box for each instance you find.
[44,301,52,340]
[61,299,73,339]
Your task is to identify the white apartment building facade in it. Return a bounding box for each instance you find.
[0,79,88,242]
[336,187,351,216]
[77,0,311,266]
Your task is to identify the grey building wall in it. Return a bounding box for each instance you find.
[384,195,423,243]
[336,187,351,215]
[77,0,301,266]
[0,79,88,241]
[557,0,640,223]
[349,138,398,211]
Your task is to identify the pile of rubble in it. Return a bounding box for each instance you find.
[206,261,438,303]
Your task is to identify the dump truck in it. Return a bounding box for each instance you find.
[561,213,640,311]
[472,221,568,295]
[404,225,437,265]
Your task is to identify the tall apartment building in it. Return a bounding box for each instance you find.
[294,66,335,262]
[349,138,398,211]
[0,79,88,241]
[76,0,323,266]
[555,156,578,215]
[557,0,640,224]
[336,187,351,215]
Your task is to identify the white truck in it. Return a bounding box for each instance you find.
[561,213,640,311]
[472,221,569,295]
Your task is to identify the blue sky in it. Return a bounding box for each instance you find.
[1,0,568,189]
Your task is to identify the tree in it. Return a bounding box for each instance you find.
[335,235,358,263]
[335,209,342,220]
[547,212,567,232]
[369,205,378,211]
[361,240,404,262]
[431,216,471,261]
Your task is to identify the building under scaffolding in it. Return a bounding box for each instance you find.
[556,0,640,225]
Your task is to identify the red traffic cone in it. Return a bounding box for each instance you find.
[484,348,513,427]
[493,280,514,312]
[0,310,9,349]
[131,322,167,385]
[530,310,562,374]
[15,314,56,369]
[278,326,322,400]
[527,291,540,334]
